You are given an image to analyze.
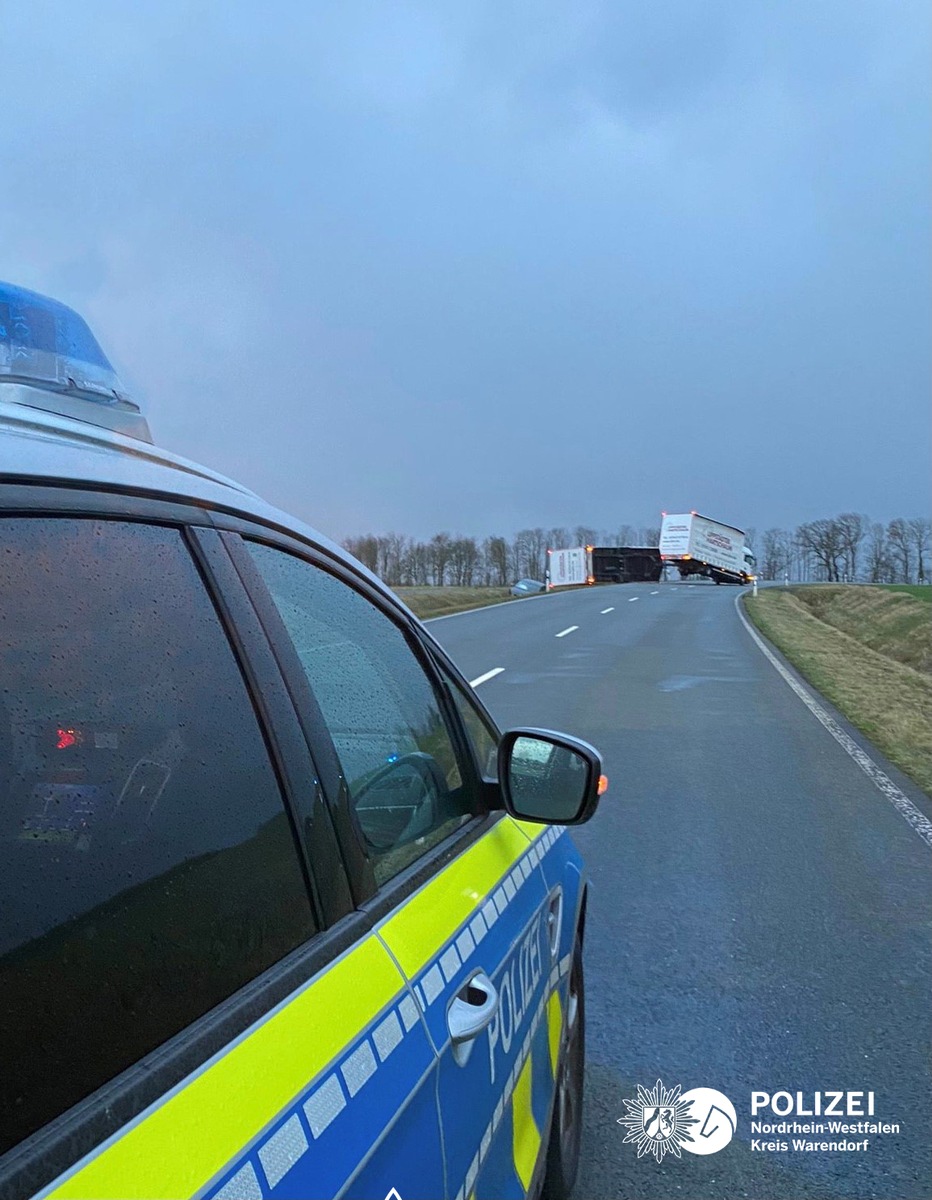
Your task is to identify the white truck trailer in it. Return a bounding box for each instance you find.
[546,546,592,588]
[659,512,756,585]
[546,545,665,588]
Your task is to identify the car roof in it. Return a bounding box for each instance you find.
[0,397,392,600]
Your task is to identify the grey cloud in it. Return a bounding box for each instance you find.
[1,0,927,541]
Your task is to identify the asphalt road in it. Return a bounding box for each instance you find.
[427,581,932,1200]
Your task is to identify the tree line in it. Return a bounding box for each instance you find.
[342,514,930,587]
[759,515,930,583]
[342,525,660,587]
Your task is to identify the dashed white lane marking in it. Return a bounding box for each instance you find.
[735,595,932,851]
[470,667,504,687]
[628,596,639,602]
[600,607,614,613]
[555,626,578,637]
[650,590,659,595]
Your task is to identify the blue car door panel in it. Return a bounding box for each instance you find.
[374,818,582,1200]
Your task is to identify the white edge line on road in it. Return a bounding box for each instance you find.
[735,594,932,851]
[555,626,579,638]
[469,667,505,688]
[628,597,639,602]
[600,607,614,614]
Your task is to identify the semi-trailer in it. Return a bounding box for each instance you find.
[546,545,663,588]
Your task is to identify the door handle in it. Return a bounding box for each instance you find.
[447,972,499,1063]
[547,890,563,960]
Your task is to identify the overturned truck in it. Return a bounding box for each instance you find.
[547,545,663,587]
[590,546,663,584]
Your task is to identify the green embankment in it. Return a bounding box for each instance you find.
[744,585,932,795]
[392,586,514,619]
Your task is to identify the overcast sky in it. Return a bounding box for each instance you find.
[2,1,928,541]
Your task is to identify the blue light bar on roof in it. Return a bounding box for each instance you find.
[0,281,151,442]
[0,280,125,397]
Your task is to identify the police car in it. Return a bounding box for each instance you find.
[0,283,604,1200]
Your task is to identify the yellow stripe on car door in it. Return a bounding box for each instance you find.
[379,817,534,976]
[44,939,402,1200]
[511,1055,541,1192]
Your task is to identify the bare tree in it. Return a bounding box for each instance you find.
[616,523,637,545]
[887,518,912,583]
[428,533,453,585]
[835,512,867,581]
[908,517,931,584]
[790,532,812,581]
[376,533,410,585]
[864,523,891,583]
[529,527,548,576]
[409,541,432,585]
[796,519,845,581]
[573,526,598,548]
[545,527,572,551]
[512,527,547,579]
[760,528,791,580]
[510,530,530,579]
[484,536,510,586]
[639,526,660,546]
[449,537,479,586]
[342,535,379,574]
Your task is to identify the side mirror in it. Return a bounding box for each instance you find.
[498,728,605,825]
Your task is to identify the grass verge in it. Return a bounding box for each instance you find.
[744,587,932,796]
[392,586,515,619]
[785,584,931,673]
[880,584,932,602]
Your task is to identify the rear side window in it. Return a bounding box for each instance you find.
[245,543,477,884]
[0,519,316,1155]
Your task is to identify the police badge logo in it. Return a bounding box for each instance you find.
[617,1080,737,1161]
[617,1079,699,1162]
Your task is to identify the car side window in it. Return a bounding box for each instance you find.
[0,518,316,1156]
[245,542,478,883]
[442,668,501,781]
